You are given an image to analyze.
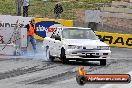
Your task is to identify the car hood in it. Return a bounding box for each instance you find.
[62,39,109,48]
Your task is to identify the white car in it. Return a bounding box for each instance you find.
[43,27,111,65]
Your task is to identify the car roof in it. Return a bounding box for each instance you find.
[57,27,91,30]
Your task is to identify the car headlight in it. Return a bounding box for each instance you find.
[97,46,110,50]
[68,45,83,49]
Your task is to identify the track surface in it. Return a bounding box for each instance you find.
[0,47,132,88]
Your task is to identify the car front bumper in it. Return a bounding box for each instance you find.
[65,49,111,59]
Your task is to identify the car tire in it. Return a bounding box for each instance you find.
[60,48,68,64]
[46,46,55,62]
[100,59,106,66]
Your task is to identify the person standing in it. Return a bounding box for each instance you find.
[16,0,22,16]
[22,0,29,17]
[25,19,37,54]
[54,3,63,19]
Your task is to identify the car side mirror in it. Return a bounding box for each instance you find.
[100,38,103,42]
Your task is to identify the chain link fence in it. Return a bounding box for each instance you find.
[0,0,132,33]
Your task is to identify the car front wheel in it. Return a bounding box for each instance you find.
[60,48,68,64]
[46,46,55,62]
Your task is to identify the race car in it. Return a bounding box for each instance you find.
[43,27,111,65]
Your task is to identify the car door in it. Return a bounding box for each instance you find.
[54,35,62,57]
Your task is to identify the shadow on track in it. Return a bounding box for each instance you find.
[48,59,101,66]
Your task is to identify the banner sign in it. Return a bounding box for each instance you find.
[34,18,73,40]
[0,15,32,44]
[96,32,132,48]
[0,15,73,43]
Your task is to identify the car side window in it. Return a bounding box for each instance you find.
[51,33,55,39]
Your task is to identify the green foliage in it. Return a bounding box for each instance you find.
[0,0,112,19]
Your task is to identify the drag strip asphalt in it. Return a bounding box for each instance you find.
[0,47,131,88]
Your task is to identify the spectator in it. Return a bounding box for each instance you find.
[16,0,22,16]
[22,0,29,17]
[54,3,63,19]
[25,19,37,54]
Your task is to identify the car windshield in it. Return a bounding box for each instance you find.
[62,28,99,40]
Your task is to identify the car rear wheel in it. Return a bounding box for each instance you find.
[46,46,55,62]
[60,48,68,64]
